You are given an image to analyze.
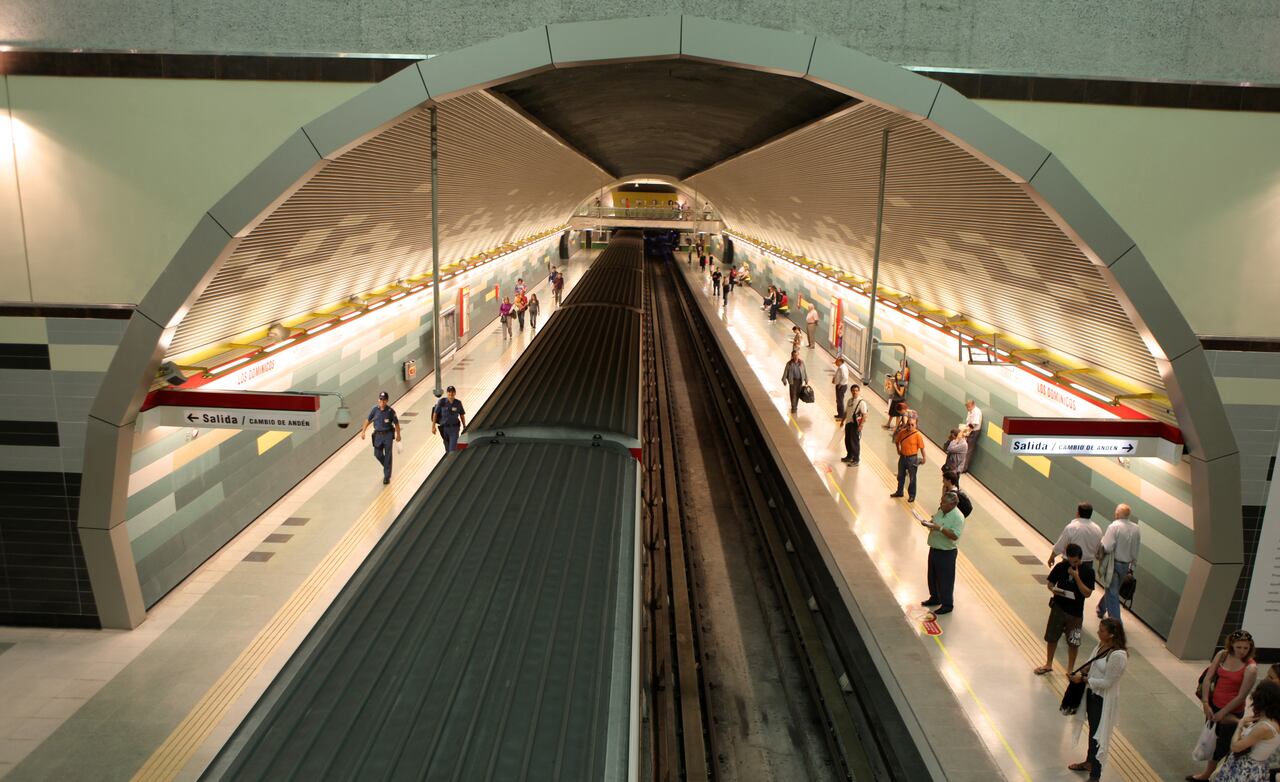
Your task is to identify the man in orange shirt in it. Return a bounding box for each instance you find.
[890,412,926,502]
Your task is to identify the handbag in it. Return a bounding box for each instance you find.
[1060,649,1110,715]
[799,384,815,404]
[1119,571,1137,603]
[1191,720,1217,762]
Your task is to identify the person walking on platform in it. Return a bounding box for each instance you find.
[1048,503,1103,569]
[781,350,808,415]
[528,293,540,330]
[842,383,868,465]
[920,491,964,614]
[960,400,982,472]
[721,275,731,306]
[431,385,467,454]
[1036,543,1095,675]
[359,391,401,485]
[699,254,707,273]
[1096,504,1140,621]
[513,277,527,297]
[712,268,722,296]
[890,415,926,502]
[805,305,819,348]
[514,291,528,332]
[499,296,514,339]
[553,271,565,305]
[832,355,850,421]
[943,428,968,483]
[1068,618,1128,782]
[791,326,803,352]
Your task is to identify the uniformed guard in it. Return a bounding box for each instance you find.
[358,390,401,484]
[431,385,467,453]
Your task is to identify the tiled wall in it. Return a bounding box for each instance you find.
[125,240,558,606]
[726,240,1196,637]
[0,313,130,627]
[1206,349,1280,646]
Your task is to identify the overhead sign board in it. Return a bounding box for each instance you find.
[153,407,317,431]
[1003,436,1180,459]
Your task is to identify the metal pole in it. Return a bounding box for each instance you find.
[862,127,890,385]
[430,107,443,398]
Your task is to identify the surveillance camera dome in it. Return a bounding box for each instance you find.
[159,361,188,387]
[335,406,351,428]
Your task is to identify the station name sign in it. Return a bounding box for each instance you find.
[154,407,317,432]
[1001,417,1183,464]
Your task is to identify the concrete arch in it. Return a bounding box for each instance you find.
[80,15,1238,656]
[575,174,705,211]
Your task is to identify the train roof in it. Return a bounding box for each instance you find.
[560,266,644,311]
[203,441,638,782]
[465,305,642,448]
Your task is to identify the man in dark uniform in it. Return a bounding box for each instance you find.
[359,390,401,484]
[431,385,467,453]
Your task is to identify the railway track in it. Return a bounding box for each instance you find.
[643,248,902,781]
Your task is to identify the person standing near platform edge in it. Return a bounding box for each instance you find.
[890,415,926,502]
[781,350,807,415]
[842,383,868,465]
[921,491,964,615]
[431,385,467,453]
[832,355,850,421]
[359,391,401,485]
[960,399,982,473]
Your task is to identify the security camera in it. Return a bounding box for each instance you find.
[335,405,352,429]
[159,361,188,387]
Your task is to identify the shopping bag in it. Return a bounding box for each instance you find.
[1191,720,1216,762]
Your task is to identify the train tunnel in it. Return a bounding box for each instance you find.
[74,16,1235,667]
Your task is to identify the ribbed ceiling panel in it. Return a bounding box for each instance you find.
[169,91,606,356]
[690,104,1164,393]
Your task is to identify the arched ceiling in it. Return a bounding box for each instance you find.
[492,60,853,179]
[688,102,1165,392]
[168,91,607,356]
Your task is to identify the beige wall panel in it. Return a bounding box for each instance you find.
[978,100,1280,339]
[6,76,365,306]
[0,77,31,301]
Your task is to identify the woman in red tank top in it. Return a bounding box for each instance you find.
[1188,630,1258,781]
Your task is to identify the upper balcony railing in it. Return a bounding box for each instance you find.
[574,206,721,222]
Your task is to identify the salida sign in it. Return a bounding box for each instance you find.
[1007,437,1140,457]
[155,407,317,432]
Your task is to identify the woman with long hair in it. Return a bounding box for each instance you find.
[884,372,907,430]
[1209,679,1280,782]
[1189,630,1259,781]
[1069,617,1128,782]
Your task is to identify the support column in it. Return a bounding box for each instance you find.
[862,128,889,384]
[430,106,442,399]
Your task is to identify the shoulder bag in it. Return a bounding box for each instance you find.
[1060,648,1110,715]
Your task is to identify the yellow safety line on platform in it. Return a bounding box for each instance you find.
[130,441,438,782]
[832,439,1161,781]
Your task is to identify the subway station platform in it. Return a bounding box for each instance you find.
[677,260,1210,782]
[0,253,594,781]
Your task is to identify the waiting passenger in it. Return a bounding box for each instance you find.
[553,271,565,305]
[699,254,708,273]
[960,399,982,472]
[884,372,908,430]
[832,355,850,421]
[805,305,819,348]
[1048,503,1103,569]
[920,491,964,615]
[941,471,971,517]
[768,288,780,321]
[791,326,803,352]
[1189,630,1259,781]
[943,428,968,480]
[841,383,868,465]
[712,268,722,295]
[890,414,926,503]
[1068,618,1128,781]
[528,293,540,330]
[721,275,731,306]
[499,296,514,339]
[778,290,790,314]
[514,291,528,332]
[780,350,808,415]
[1036,543,1095,676]
[1207,679,1280,782]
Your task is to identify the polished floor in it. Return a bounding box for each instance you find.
[679,260,1208,781]
[0,251,1212,781]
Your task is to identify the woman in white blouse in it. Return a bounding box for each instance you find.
[1069,617,1128,781]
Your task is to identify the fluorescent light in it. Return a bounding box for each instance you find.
[339,311,361,321]
[881,301,898,308]
[1021,360,1054,377]
[902,308,919,317]
[263,338,296,353]
[1071,382,1115,404]
[960,334,973,342]
[948,329,961,336]
[367,301,387,310]
[925,318,944,328]
[307,322,334,335]
[993,348,1010,357]
[210,356,253,375]
[390,292,406,300]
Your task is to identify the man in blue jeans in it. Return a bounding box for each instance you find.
[359,391,401,485]
[1097,504,1141,620]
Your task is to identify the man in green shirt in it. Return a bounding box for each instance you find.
[921,492,965,615]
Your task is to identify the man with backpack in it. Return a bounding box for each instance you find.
[841,383,868,465]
